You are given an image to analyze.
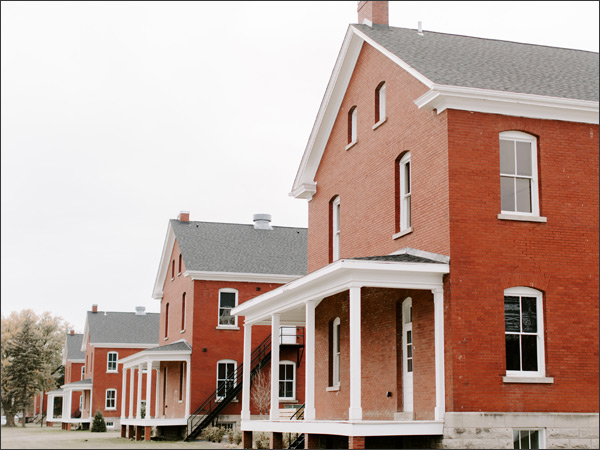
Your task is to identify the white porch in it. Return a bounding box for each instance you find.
[231,249,449,437]
[60,379,93,425]
[46,389,63,424]
[119,340,191,428]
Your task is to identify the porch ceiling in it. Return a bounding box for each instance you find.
[233,256,449,326]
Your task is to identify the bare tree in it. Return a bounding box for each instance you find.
[250,368,271,417]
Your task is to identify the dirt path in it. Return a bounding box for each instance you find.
[0,424,241,449]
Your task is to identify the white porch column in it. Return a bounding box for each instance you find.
[129,366,135,419]
[89,389,93,419]
[146,361,153,419]
[155,368,160,419]
[66,389,72,420]
[185,359,191,418]
[304,300,316,420]
[241,323,252,420]
[121,368,127,419]
[348,286,362,420]
[136,364,143,419]
[269,314,280,420]
[433,288,446,420]
[47,394,55,422]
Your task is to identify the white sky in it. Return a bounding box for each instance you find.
[1,1,598,331]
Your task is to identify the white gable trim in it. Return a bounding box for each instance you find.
[152,221,176,300]
[290,25,599,199]
[415,84,599,124]
[89,343,158,349]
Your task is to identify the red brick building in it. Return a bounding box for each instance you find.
[119,212,307,440]
[55,305,159,431]
[234,2,599,448]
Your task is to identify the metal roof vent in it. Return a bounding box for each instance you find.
[417,21,424,36]
[253,214,272,230]
[135,306,146,315]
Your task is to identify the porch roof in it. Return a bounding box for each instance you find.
[119,339,192,368]
[61,378,92,390]
[232,248,449,326]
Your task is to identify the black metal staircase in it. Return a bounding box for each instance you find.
[184,334,272,441]
[287,404,305,449]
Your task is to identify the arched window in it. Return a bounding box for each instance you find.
[330,317,341,387]
[375,82,386,124]
[171,260,175,279]
[218,288,238,327]
[504,287,545,377]
[330,196,341,262]
[348,106,357,145]
[399,152,412,233]
[178,254,183,275]
[164,303,169,339]
[499,131,539,216]
[181,293,186,331]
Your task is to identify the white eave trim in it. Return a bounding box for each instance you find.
[415,84,599,124]
[152,221,176,300]
[67,359,85,364]
[89,343,158,349]
[185,270,301,284]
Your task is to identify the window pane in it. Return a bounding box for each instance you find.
[506,334,521,371]
[520,430,530,449]
[407,359,412,372]
[516,142,532,176]
[501,176,515,211]
[405,162,411,194]
[513,430,520,449]
[219,309,234,325]
[530,430,539,449]
[220,292,236,308]
[504,296,520,332]
[335,324,340,352]
[407,344,412,358]
[226,363,235,378]
[286,365,293,380]
[521,335,538,371]
[500,140,515,174]
[516,178,532,213]
[521,297,537,333]
[407,330,412,344]
[218,364,226,379]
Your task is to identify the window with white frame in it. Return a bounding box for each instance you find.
[504,287,545,377]
[500,131,539,216]
[331,196,341,261]
[216,360,236,400]
[279,361,296,400]
[105,389,117,410]
[331,317,341,386]
[105,421,115,429]
[348,106,357,145]
[513,429,543,449]
[375,82,386,124]
[81,366,85,380]
[107,352,118,372]
[218,289,238,327]
[399,152,412,232]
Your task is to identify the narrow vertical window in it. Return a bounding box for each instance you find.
[164,303,169,339]
[218,289,238,327]
[499,131,539,216]
[279,361,296,400]
[332,317,341,386]
[179,362,184,402]
[81,366,85,380]
[181,293,186,331]
[171,260,175,279]
[331,196,341,262]
[348,106,357,145]
[178,254,182,274]
[162,367,167,415]
[106,352,118,372]
[399,152,412,232]
[375,82,386,124]
[105,389,116,410]
[504,287,545,377]
[216,360,236,400]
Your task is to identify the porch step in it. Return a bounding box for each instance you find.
[279,408,297,420]
[393,411,414,421]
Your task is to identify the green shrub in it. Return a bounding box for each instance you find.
[90,411,106,433]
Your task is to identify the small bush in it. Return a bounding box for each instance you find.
[90,411,106,433]
[229,429,242,445]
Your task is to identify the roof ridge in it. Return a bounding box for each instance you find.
[352,23,599,54]
[171,219,307,230]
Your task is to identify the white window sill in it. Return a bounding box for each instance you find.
[177,272,181,277]
[372,117,387,130]
[345,140,358,151]
[104,408,117,411]
[498,213,547,223]
[502,376,554,384]
[216,326,240,330]
[279,398,297,403]
[326,385,340,392]
[180,329,186,334]
[392,227,413,240]
[106,371,118,374]
[164,337,168,341]
[171,278,174,282]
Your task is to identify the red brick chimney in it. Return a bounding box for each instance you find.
[357,1,389,26]
[92,304,98,313]
[70,330,75,335]
[178,211,190,222]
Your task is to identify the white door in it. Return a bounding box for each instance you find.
[402,298,413,412]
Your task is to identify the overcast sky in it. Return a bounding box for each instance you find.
[2,1,598,331]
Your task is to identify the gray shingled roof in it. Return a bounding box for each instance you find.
[354,24,599,102]
[87,311,160,345]
[140,340,191,353]
[171,220,308,276]
[65,333,85,360]
[349,254,444,264]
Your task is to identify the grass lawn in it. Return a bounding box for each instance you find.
[0,424,241,449]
